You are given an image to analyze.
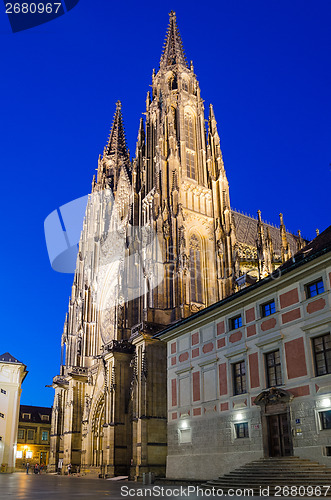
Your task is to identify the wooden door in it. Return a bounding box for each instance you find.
[268,413,292,457]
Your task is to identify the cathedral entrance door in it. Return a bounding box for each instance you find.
[267,413,292,457]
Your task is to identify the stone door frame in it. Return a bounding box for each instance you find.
[254,387,294,458]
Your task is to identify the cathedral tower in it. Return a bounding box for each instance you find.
[132,11,236,332]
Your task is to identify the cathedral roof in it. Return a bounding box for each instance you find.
[160,11,188,69]
[0,352,23,364]
[104,101,129,163]
[232,210,301,257]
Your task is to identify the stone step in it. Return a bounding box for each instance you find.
[223,470,331,476]
[203,487,331,497]
[241,462,327,466]
[210,480,331,486]
[203,457,331,497]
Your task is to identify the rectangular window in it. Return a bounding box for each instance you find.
[16,451,23,459]
[261,300,276,317]
[1,388,6,394]
[235,422,249,438]
[26,451,32,459]
[233,361,246,395]
[306,279,324,298]
[313,334,331,376]
[320,410,331,430]
[265,350,282,387]
[22,413,31,420]
[27,430,34,440]
[42,431,48,441]
[17,429,24,440]
[41,415,49,421]
[230,315,242,330]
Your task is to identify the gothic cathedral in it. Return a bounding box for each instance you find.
[50,12,303,478]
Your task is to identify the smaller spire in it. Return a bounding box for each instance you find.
[316,228,320,236]
[104,100,129,162]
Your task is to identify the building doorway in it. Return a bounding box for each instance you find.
[267,412,292,457]
[254,387,294,458]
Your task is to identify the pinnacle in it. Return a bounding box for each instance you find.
[160,11,188,69]
[209,103,216,122]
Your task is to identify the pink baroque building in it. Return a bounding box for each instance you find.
[156,225,331,480]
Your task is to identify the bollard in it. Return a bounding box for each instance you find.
[148,472,154,484]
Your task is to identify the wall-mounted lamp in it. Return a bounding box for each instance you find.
[179,419,189,430]
[321,398,331,408]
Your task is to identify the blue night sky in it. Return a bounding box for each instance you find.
[0,1,330,407]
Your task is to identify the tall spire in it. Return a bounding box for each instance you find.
[104,101,129,162]
[160,11,188,69]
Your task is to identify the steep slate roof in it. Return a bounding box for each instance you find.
[160,11,188,68]
[232,210,301,256]
[0,352,23,364]
[19,405,52,423]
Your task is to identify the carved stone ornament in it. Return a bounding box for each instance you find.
[254,387,294,406]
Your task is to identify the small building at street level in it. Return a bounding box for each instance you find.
[0,353,27,473]
[15,405,52,470]
[156,225,331,480]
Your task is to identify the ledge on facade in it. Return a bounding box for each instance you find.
[130,321,161,341]
[103,340,135,354]
[66,366,89,381]
[51,375,69,387]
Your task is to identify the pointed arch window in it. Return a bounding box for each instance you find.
[189,235,203,303]
[185,114,196,180]
[185,115,194,150]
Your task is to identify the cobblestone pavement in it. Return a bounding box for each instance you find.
[0,473,266,499]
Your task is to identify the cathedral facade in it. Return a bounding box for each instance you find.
[49,12,304,479]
